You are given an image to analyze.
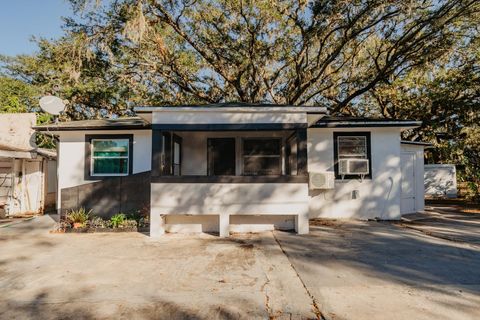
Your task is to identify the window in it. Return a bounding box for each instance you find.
[91,139,129,176]
[85,135,133,179]
[333,132,371,179]
[243,138,281,176]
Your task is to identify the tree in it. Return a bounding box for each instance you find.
[4,0,476,117]
[361,36,480,198]
[0,76,38,113]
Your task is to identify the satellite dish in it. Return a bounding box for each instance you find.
[39,95,66,115]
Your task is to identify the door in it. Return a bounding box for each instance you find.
[207,138,236,175]
[401,152,416,214]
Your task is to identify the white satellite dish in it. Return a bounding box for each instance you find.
[39,95,66,115]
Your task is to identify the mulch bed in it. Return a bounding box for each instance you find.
[51,226,149,234]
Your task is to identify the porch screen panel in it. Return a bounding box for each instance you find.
[243,139,281,176]
[91,139,129,175]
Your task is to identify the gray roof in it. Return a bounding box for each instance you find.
[36,148,57,159]
[401,140,433,147]
[313,116,422,128]
[34,117,150,132]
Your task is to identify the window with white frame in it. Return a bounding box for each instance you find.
[91,139,130,176]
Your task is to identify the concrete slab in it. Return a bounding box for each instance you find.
[0,215,316,319]
[400,205,480,245]
[274,220,480,320]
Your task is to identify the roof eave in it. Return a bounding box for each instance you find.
[34,124,151,132]
[312,120,422,129]
[135,106,327,114]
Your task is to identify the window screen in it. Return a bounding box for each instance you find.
[243,139,281,176]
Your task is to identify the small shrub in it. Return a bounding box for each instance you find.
[52,221,70,233]
[120,219,137,228]
[88,216,108,228]
[66,208,92,228]
[138,217,149,228]
[110,213,126,228]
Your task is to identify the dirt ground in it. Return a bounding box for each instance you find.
[1,209,479,320]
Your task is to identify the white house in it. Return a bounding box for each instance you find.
[34,103,426,237]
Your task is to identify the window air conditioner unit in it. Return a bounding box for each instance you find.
[309,172,335,190]
[338,159,370,175]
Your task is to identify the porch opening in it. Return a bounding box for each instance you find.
[151,129,308,181]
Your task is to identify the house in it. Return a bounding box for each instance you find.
[34,103,426,237]
[0,114,57,218]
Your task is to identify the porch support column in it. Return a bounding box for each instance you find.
[295,212,309,235]
[151,129,163,177]
[219,213,230,237]
[296,128,308,176]
[150,212,165,237]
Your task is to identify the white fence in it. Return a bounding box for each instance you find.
[424,164,457,198]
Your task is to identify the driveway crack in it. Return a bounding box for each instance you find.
[272,231,326,320]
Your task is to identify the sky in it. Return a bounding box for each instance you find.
[0,0,74,56]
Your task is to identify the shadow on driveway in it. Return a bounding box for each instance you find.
[274,220,480,320]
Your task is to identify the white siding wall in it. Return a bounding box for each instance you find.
[152,111,306,124]
[424,164,457,198]
[308,127,402,219]
[56,130,151,190]
[151,183,309,216]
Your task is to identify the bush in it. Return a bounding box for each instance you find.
[120,219,137,228]
[65,208,92,227]
[110,213,127,228]
[88,216,108,228]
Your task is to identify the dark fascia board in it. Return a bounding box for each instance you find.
[401,140,433,147]
[313,120,422,128]
[151,175,308,183]
[152,123,307,131]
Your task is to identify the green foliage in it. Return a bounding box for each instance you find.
[110,213,127,228]
[2,0,479,116]
[65,207,93,226]
[88,216,109,228]
[0,76,38,113]
[360,35,480,198]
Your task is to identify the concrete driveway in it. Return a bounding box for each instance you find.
[400,205,480,245]
[1,213,479,320]
[0,215,317,320]
[275,219,480,320]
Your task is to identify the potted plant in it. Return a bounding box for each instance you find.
[65,208,92,229]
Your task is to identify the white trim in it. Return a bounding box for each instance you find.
[90,138,130,176]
